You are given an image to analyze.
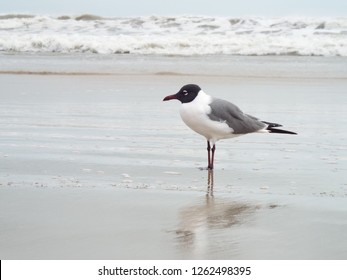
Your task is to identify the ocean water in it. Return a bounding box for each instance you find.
[0,14,346,56]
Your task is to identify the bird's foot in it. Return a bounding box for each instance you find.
[198,166,214,171]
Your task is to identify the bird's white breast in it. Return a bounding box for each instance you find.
[179,90,235,143]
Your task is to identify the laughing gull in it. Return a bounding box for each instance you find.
[163,84,297,170]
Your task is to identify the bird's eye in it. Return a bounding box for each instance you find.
[183,90,188,96]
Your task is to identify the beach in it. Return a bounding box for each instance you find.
[1,53,347,259]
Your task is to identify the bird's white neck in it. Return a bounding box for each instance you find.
[189,90,212,106]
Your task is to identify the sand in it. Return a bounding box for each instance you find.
[0,54,347,259]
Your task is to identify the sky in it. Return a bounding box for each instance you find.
[1,0,347,17]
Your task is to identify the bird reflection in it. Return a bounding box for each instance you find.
[207,169,214,196]
[175,170,255,258]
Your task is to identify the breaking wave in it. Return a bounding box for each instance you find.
[0,14,346,56]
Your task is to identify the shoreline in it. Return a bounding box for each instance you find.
[1,53,347,79]
[1,70,347,82]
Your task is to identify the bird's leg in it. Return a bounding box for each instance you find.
[207,141,211,169]
[210,144,216,170]
[207,141,216,170]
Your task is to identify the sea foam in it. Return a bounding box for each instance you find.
[0,14,346,56]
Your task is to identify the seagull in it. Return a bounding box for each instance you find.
[163,84,297,170]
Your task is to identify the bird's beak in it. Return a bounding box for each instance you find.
[163,94,178,101]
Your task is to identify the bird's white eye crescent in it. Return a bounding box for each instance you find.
[183,90,188,95]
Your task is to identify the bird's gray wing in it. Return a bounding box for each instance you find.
[208,98,266,134]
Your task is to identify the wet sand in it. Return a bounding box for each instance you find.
[1,55,347,259]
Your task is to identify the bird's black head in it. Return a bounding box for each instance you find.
[163,84,201,103]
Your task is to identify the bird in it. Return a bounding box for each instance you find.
[163,84,297,170]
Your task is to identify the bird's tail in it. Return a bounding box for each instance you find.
[262,121,297,135]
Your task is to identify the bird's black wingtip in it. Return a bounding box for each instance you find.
[268,127,297,135]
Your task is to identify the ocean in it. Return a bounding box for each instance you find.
[0,13,347,56]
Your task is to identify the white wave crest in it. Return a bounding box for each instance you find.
[0,14,346,56]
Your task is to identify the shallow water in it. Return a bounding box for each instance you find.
[0,55,347,259]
